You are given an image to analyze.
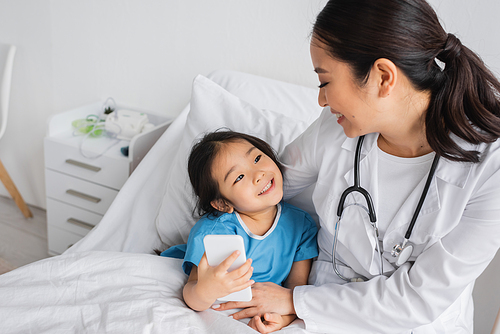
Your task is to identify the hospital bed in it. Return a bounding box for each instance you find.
[1,69,498,333]
[0,70,323,333]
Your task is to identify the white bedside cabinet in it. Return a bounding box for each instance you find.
[44,102,172,255]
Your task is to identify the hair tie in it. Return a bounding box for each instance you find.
[435,33,462,71]
[434,57,446,72]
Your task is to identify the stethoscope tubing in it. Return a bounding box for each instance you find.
[404,153,440,239]
[334,204,383,281]
[332,135,440,282]
[336,135,377,223]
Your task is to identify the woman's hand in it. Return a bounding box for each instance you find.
[247,313,296,334]
[213,282,295,320]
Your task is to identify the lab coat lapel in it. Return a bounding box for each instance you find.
[339,134,383,276]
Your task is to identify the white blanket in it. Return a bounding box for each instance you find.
[0,251,310,334]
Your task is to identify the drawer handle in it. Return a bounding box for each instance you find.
[67,218,94,230]
[65,159,101,172]
[66,189,101,203]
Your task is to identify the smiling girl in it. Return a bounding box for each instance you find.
[161,130,318,333]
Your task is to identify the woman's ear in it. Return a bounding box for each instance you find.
[371,58,398,98]
[210,199,234,213]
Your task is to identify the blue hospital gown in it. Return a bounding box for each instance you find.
[161,201,318,286]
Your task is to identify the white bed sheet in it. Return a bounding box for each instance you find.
[0,251,309,334]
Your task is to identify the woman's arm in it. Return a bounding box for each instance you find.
[183,252,254,311]
[279,109,330,200]
[216,260,313,321]
[246,259,312,333]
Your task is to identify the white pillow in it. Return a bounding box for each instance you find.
[155,75,316,247]
[207,70,321,124]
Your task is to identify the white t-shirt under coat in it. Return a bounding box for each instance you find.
[376,146,435,237]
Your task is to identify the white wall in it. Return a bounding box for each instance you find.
[1,0,499,210]
[429,0,500,77]
[0,0,327,208]
[49,0,327,114]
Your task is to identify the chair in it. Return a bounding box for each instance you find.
[0,43,32,218]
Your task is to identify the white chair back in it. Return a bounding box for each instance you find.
[0,43,16,140]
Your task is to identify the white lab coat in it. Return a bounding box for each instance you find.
[281,107,500,334]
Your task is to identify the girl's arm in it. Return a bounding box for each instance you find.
[183,251,254,311]
[281,259,313,324]
[284,259,312,291]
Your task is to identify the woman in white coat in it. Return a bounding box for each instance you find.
[216,0,500,333]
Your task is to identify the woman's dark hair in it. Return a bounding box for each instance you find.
[313,0,500,162]
[187,130,284,217]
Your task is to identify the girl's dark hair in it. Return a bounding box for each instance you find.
[313,0,500,162]
[187,130,284,217]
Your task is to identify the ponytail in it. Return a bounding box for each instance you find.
[427,33,500,162]
[313,0,500,163]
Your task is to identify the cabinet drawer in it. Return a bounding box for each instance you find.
[45,169,119,215]
[44,138,129,190]
[47,198,102,236]
[48,225,86,255]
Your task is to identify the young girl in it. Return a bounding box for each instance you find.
[161,130,318,333]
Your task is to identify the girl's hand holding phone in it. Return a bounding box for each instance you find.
[195,251,254,303]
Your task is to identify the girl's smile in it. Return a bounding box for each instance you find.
[258,178,274,196]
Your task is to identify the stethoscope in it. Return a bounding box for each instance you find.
[332,135,440,282]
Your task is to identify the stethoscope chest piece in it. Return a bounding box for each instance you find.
[391,242,414,267]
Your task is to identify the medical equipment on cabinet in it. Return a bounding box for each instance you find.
[105,109,154,140]
[71,98,154,159]
[333,135,440,282]
[72,98,154,140]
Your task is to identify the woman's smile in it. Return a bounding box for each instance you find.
[333,112,345,124]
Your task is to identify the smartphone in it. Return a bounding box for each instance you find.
[203,234,252,302]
